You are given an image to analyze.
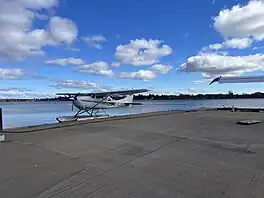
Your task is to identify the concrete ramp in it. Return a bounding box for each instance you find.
[2,110,264,198]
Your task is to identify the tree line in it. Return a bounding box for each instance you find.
[134,92,264,100]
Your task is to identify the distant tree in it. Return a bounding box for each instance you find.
[228,90,234,95]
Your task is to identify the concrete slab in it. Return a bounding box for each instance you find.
[2,110,264,198]
[0,143,87,198]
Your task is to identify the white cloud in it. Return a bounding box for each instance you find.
[20,0,58,9]
[26,92,56,98]
[45,57,85,66]
[52,80,100,89]
[82,35,107,49]
[193,80,207,84]
[66,47,80,52]
[115,39,172,66]
[225,38,253,49]
[176,88,207,94]
[180,53,264,78]
[0,86,55,99]
[0,0,78,60]
[0,0,54,59]
[119,70,156,81]
[76,61,114,77]
[0,88,32,92]
[214,1,264,40]
[0,68,25,80]
[83,35,107,42]
[208,38,253,50]
[175,87,222,95]
[0,28,54,59]
[35,13,50,20]
[49,16,78,45]
[208,43,224,50]
[0,91,55,99]
[145,90,176,95]
[152,64,173,74]
[111,62,121,67]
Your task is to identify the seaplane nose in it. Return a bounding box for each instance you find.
[73,99,82,109]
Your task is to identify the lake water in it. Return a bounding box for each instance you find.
[1,99,264,129]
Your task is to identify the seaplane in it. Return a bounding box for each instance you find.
[209,75,264,117]
[56,89,149,122]
[210,75,264,85]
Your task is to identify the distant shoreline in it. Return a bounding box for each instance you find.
[1,92,264,102]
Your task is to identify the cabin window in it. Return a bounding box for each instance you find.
[111,95,126,100]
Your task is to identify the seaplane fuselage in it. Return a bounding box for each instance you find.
[73,95,134,110]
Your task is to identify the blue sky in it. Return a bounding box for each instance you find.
[0,0,264,98]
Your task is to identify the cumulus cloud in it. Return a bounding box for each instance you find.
[176,88,208,94]
[0,0,78,60]
[49,16,78,44]
[119,70,156,81]
[75,61,114,77]
[187,1,264,80]
[111,62,121,67]
[180,53,264,78]
[19,0,58,9]
[225,38,253,49]
[152,64,173,74]
[207,43,223,51]
[52,80,100,89]
[214,0,264,40]
[26,92,56,98]
[174,87,223,95]
[0,87,55,99]
[193,80,207,84]
[82,35,107,49]
[0,88,32,92]
[66,47,80,52]
[208,38,253,50]
[45,57,85,66]
[3,92,55,99]
[0,68,25,80]
[115,39,172,66]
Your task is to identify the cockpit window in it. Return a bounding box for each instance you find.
[111,95,126,100]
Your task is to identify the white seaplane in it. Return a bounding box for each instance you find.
[210,75,264,85]
[56,89,149,122]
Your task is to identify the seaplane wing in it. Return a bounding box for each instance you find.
[56,89,149,97]
[210,76,264,85]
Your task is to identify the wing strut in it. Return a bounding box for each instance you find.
[74,94,112,118]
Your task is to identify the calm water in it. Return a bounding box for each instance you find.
[1,99,264,129]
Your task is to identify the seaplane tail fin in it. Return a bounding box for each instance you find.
[117,95,134,103]
[209,76,221,85]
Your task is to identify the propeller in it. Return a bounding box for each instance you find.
[71,93,80,112]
